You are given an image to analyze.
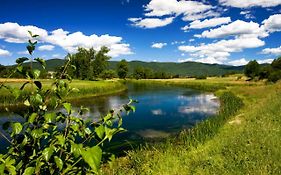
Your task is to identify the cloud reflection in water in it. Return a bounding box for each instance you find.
[178,94,220,115]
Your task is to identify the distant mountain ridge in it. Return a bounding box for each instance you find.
[14,58,244,76]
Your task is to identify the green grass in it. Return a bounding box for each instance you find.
[103,79,281,175]
[0,79,127,107]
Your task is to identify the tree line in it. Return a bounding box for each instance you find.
[48,47,173,80]
[244,56,281,83]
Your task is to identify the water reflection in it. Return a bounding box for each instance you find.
[178,94,220,115]
[0,84,220,149]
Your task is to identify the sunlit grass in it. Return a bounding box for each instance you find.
[0,79,127,107]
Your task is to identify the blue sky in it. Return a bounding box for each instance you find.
[0,0,281,65]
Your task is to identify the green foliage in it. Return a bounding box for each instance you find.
[65,46,111,80]
[271,56,281,70]
[92,47,111,78]
[0,32,135,174]
[133,67,152,79]
[99,69,117,79]
[268,70,281,83]
[133,66,171,79]
[117,59,129,79]
[244,60,260,79]
[252,56,281,83]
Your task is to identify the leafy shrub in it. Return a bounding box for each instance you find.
[244,60,260,79]
[0,32,135,174]
[99,69,117,79]
[268,70,281,83]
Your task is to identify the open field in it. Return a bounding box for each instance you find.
[0,79,127,106]
[104,78,281,174]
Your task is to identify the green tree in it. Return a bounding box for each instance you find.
[92,46,111,78]
[99,69,117,79]
[65,47,110,80]
[244,60,260,79]
[271,56,281,70]
[67,48,94,80]
[117,59,129,79]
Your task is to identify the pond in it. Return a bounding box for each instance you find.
[0,83,220,152]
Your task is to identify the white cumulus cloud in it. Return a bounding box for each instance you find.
[129,0,219,28]
[0,22,133,57]
[219,0,281,8]
[0,48,11,56]
[178,37,265,64]
[262,14,281,32]
[38,45,55,51]
[181,17,231,31]
[197,20,268,38]
[151,42,167,49]
[129,17,174,28]
[262,46,281,55]
[228,58,248,66]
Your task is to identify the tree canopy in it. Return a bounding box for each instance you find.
[65,47,111,80]
[117,59,129,79]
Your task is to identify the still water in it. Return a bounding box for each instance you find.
[0,83,220,151]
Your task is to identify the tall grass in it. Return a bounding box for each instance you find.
[0,79,127,109]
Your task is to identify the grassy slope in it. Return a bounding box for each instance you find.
[106,79,281,175]
[0,79,127,106]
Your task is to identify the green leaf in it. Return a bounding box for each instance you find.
[44,113,56,123]
[17,65,23,72]
[20,81,30,90]
[34,160,44,174]
[95,125,105,139]
[84,127,92,135]
[63,103,71,114]
[28,31,33,37]
[12,123,22,134]
[32,69,41,79]
[0,164,4,175]
[54,156,63,170]
[24,99,30,106]
[30,94,43,105]
[23,167,35,175]
[28,113,37,123]
[42,146,54,162]
[81,146,102,172]
[105,127,114,141]
[31,128,43,139]
[71,143,83,158]
[34,58,46,69]
[55,135,65,147]
[26,45,35,55]
[34,81,42,89]
[16,57,29,64]
[118,117,123,127]
[130,105,136,113]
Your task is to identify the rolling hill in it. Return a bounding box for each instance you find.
[12,58,244,76]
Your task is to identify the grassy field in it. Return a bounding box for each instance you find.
[104,78,281,174]
[0,78,127,107]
